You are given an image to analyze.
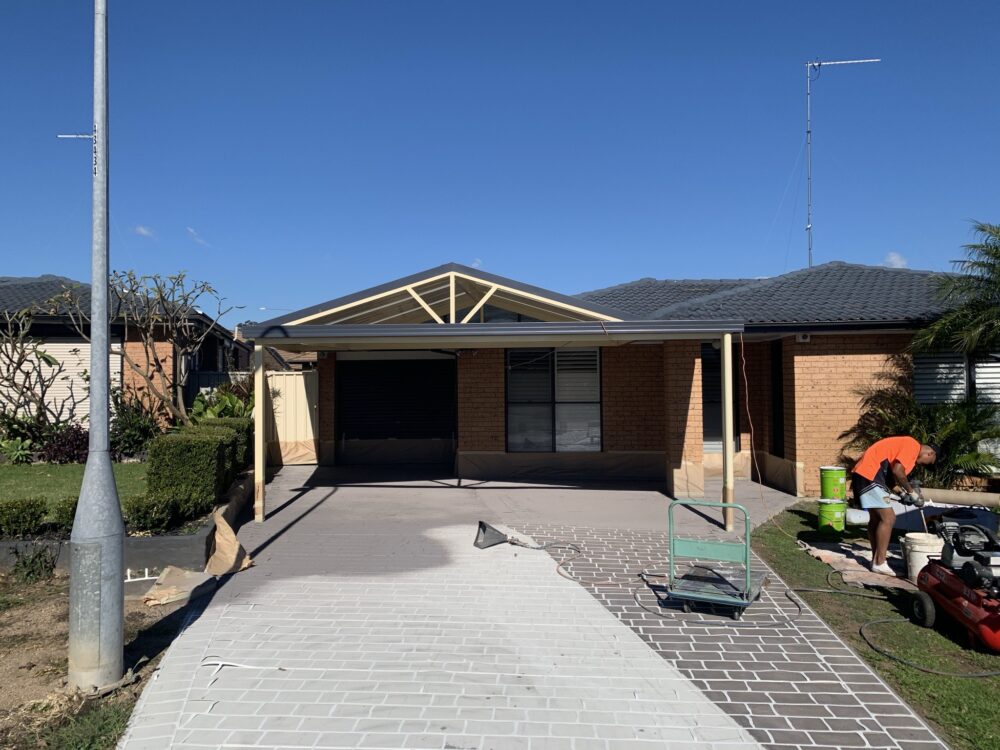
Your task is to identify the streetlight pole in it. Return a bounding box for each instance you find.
[805,57,881,267]
[69,0,123,691]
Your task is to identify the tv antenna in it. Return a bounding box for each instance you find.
[805,57,881,267]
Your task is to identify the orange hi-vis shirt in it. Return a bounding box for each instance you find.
[852,436,921,484]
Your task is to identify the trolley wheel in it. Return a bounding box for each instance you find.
[732,608,743,621]
[681,601,691,614]
[911,591,936,628]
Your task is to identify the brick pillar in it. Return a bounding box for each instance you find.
[317,354,336,465]
[457,349,505,452]
[664,341,704,497]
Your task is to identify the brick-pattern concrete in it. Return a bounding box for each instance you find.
[517,522,948,750]
[120,477,761,749]
[457,348,506,452]
[602,346,664,452]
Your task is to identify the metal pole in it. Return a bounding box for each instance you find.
[69,0,124,691]
[803,57,880,269]
[721,333,735,532]
[805,64,814,269]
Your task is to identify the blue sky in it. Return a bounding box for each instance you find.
[1,1,997,323]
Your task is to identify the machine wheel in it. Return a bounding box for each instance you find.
[681,601,691,614]
[732,608,743,621]
[911,591,936,628]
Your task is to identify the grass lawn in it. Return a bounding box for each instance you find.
[752,503,1000,750]
[0,463,147,505]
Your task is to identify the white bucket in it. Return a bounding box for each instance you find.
[902,532,944,584]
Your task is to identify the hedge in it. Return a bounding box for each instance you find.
[147,432,226,518]
[0,497,47,537]
[121,493,178,533]
[198,418,252,470]
[181,425,239,487]
[51,495,78,534]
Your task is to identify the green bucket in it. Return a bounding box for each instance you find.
[818,499,847,533]
[819,465,847,500]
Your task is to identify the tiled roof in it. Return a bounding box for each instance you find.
[0,275,87,314]
[580,278,751,319]
[578,262,950,327]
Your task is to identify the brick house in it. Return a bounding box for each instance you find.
[0,274,250,422]
[244,261,952,513]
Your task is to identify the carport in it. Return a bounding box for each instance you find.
[242,263,744,527]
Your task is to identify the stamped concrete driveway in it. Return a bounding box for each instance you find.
[119,466,944,750]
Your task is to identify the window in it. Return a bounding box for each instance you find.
[506,348,601,452]
[913,353,968,404]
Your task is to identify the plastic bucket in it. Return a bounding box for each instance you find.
[819,466,847,500]
[817,499,847,534]
[903,532,944,584]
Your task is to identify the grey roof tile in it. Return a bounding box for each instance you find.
[0,275,87,314]
[578,262,950,327]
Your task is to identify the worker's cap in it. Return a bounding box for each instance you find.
[927,443,942,461]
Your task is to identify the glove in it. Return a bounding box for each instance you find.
[903,492,925,508]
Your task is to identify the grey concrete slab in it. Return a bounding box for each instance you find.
[120,465,777,749]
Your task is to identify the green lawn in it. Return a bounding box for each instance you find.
[752,503,1000,750]
[0,463,147,505]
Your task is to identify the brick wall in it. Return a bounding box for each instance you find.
[738,341,772,457]
[785,333,911,496]
[457,349,505,452]
[122,334,174,421]
[317,354,335,464]
[663,340,703,496]
[602,345,665,452]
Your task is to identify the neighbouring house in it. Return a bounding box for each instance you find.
[243,261,972,513]
[0,274,251,422]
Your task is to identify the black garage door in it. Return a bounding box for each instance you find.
[335,357,457,463]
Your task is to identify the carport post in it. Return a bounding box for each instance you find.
[254,344,265,522]
[721,333,736,531]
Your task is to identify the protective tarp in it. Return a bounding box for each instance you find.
[143,565,217,606]
[205,501,253,576]
[267,439,318,466]
[457,451,664,482]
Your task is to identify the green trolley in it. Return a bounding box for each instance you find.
[663,499,767,620]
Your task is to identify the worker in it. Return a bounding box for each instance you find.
[851,437,938,576]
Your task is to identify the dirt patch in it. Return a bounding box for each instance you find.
[0,572,185,748]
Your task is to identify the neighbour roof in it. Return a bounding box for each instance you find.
[579,262,950,329]
[0,274,244,344]
[0,275,87,313]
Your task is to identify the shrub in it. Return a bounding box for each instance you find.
[181,424,239,486]
[110,388,160,460]
[121,493,178,533]
[0,497,47,537]
[39,424,89,464]
[841,357,1000,488]
[0,437,34,465]
[147,432,225,518]
[51,496,78,535]
[199,418,252,469]
[0,413,48,445]
[11,544,58,583]
[191,390,253,420]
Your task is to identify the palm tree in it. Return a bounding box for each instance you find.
[913,221,1000,353]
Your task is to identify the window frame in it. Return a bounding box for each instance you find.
[504,348,603,453]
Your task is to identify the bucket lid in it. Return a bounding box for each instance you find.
[903,533,941,543]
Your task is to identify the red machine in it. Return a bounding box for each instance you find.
[912,522,1000,652]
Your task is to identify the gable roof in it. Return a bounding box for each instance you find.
[259,262,630,327]
[578,262,950,329]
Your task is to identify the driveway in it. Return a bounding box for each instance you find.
[119,466,944,749]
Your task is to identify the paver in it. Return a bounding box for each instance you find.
[519,520,950,750]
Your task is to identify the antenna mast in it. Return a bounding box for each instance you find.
[805,57,881,267]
